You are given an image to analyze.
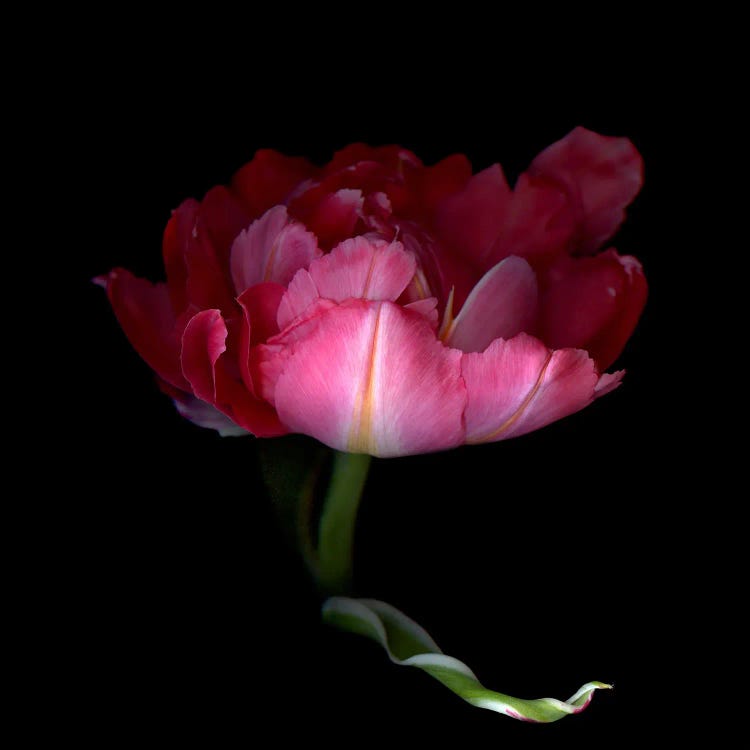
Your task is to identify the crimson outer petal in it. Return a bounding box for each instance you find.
[181,309,286,437]
[162,198,237,316]
[98,268,188,391]
[528,126,643,254]
[539,250,647,370]
[231,149,318,220]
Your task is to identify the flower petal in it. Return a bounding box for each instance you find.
[276,237,417,329]
[162,199,237,315]
[231,149,318,219]
[324,144,422,175]
[435,164,511,269]
[529,126,643,254]
[301,188,364,250]
[462,333,605,443]
[485,173,575,269]
[539,250,647,369]
[230,205,319,295]
[265,300,466,457]
[313,237,416,301]
[180,309,286,436]
[443,256,538,353]
[180,309,227,403]
[213,363,287,437]
[172,393,249,437]
[199,186,251,266]
[412,153,472,216]
[100,268,188,390]
[237,282,286,392]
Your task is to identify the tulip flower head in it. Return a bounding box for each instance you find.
[98,128,646,458]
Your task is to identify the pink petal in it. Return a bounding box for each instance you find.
[276,237,417,329]
[462,333,604,443]
[434,164,511,268]
[231,149,318,219]
[443,256,538,353]
[311,237,416,301]
[230,205,320,295]
[255,298,339,405]
[101,268,188,390]
[276,269,321,330]
[538,249,647,369]
[264,300,466,457]
[180,309,227,402]
[595,370,624,397]
[529,126,643,254]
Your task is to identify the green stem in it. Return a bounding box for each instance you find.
[316,451,372,595]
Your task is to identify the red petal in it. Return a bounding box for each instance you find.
[161,198,196,313]
[180,309,286,436]
[199,186,251,267]
[434,164,511,269]
[301,188,364,250]
[162,199,238,316]
[180,309,227,403]
[102,268,188,390]
[237,282,286,392]
[529,126,643,254]
[323,144,422,176]
[485,173,576,269]
[538,249,647,369]
[413,154,472,215]
[231,149,317,219]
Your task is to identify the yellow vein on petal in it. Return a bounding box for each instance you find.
[467,352,553,444]
[361,252,378,298]
[347,306,383,455]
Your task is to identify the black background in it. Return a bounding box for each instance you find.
[66,33,700,745]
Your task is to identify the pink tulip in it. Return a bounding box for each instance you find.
[98,127,646,457]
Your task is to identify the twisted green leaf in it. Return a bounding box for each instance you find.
[322,596,611,722]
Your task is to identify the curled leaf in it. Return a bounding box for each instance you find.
[322,596,610,722]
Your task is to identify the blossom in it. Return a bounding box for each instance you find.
[97,127,646,457]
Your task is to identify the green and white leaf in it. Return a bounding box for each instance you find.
[322,596,611,723]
